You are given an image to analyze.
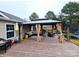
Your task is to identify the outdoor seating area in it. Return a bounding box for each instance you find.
[24,31,43,38]
[24,30,56,39]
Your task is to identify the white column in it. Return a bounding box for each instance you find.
[31,26,33,31]
[15,23,19,41]
[20,25,23,42]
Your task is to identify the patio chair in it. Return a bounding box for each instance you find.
[0,38,12,53]
[0,38,12,48]
[47,30,55,37]
[0,38,8,53]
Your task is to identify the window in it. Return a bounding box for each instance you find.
[6,24,14,38]
[6,25,14,31]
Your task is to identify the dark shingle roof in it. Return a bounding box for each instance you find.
[0,11,27,23]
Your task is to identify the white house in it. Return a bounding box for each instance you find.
[0,11,62,42]
[0,11,27,42]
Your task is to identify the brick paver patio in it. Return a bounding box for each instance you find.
[0,35,79,57]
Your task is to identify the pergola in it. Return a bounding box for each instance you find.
[23,19,63,43]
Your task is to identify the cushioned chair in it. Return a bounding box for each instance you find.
[0,38,8,53]
[0,38,12,53]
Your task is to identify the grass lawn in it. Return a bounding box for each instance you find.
[64,35,79,46]
[70,39,79,46]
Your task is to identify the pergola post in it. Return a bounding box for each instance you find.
[31,25,33,31]
[35,24,41,42]
[41,25,43,30]
[19,24,23,42]
[52,25,54,30]
[56,23,63,43]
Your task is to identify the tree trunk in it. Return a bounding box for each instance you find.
[67,27,70,41]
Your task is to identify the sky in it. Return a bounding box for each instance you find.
[0,0,79,20]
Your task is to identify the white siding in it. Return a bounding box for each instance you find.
[0,21,6,39]
[0,20,17,40]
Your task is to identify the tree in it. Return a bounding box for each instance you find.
[29,12,39,31]
[61,2,79,41]
[62,2,79,15]
[45,11,57,20]
[61,2,79,26]
[29,12,39,20]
